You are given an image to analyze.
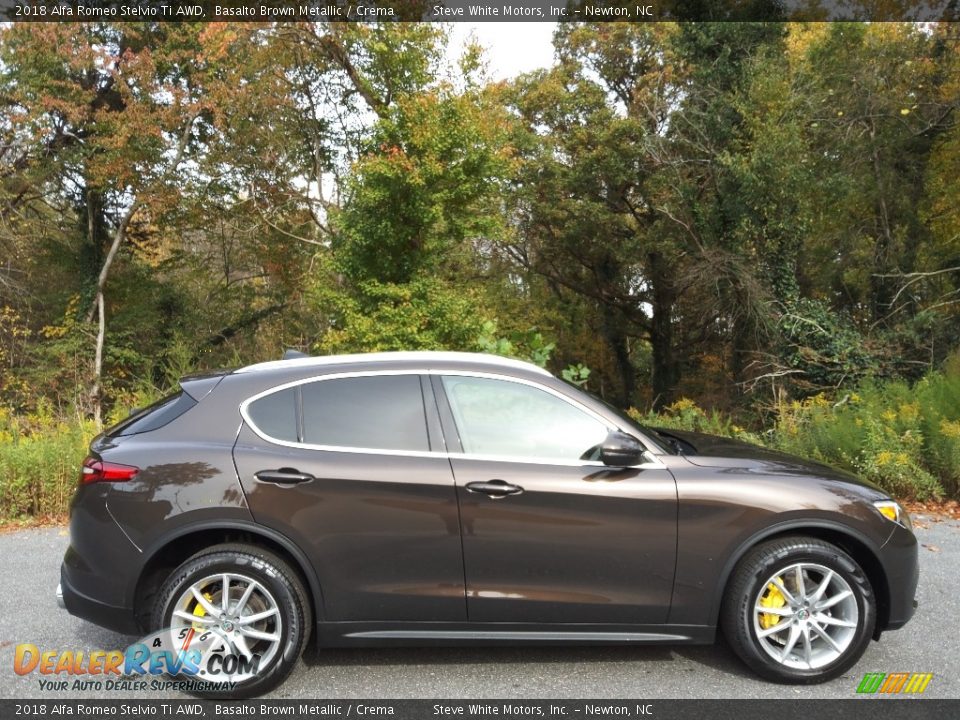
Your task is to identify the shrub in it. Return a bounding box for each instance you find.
[770,370,960,499]
[0,387,163,522]
[629,363,960,501]
[772,390,942,499]
[628,398,765,446]
[0,402,96,521]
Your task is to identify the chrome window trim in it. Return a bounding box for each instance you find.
[239,368,666,470]
[240,370,430,457]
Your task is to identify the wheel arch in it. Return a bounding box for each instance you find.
[133,521,324,635]
[712,520,891,635]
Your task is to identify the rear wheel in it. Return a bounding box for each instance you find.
[152,543,311,698]
[721,536,876,683]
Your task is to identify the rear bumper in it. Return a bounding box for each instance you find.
[59,483,145,635]
[58,564,140,635]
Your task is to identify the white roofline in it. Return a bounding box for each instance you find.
[235,351,553,376]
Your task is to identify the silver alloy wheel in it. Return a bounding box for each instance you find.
[169,572,283,675]
[753,562,859,670]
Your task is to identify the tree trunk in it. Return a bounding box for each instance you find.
[728,303,753,403]
[598,305,635,409]
[868,124,896,322]
[85,201,138,324]
[85,187,107,273]
[649,251,678,410]
[86,203,136,427]
[91,292,105,429]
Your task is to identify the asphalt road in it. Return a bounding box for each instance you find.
[0,516,956,700]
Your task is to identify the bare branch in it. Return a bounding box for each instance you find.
[738,368,804,391]
[259,215,327,248]
[301,26,389,120]
[876,265,960,308]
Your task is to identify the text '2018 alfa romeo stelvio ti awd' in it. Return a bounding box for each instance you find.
[59,351,918,697]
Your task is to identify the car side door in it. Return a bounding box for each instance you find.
[233,372,466,622]
[434,373,677,625]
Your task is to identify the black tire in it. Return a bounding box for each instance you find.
[152,543,311,699]
[721,536,876,683]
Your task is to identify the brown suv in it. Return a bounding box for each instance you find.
[59,351,918,697]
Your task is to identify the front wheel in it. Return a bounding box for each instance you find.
[152,543,311,698]
[721,536,876,683]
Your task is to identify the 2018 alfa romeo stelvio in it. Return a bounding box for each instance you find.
[59,351,918,697]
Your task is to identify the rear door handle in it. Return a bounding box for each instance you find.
[254,468,315,485]
[465,479,524,498]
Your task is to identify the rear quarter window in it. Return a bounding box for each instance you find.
[106,392,197,437]
[246,387,298,443]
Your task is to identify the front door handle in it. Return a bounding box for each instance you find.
[255,468,315,485]
[465,479,524,498]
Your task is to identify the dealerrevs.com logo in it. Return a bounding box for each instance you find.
[13,627,260,692]
[856,672,934,695]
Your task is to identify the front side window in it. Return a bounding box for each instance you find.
[441,375,610,462]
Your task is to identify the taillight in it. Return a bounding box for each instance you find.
[81,457,139,485]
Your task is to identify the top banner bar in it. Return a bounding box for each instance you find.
[1,0,957,22]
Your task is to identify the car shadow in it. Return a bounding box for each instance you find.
[671,638,757,680]
[69,616,755,684]
[303,639,755,680]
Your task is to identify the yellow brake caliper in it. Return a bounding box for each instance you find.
[758,579,786,629]
[191,591,215,629]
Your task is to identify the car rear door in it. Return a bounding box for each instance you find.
[434,373,677,625]
[232,372,466,622]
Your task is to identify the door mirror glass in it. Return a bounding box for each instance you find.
[600,431,647,467]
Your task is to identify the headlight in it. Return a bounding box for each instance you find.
[873,499,912,530]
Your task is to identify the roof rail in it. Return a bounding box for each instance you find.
[236,351,552,376]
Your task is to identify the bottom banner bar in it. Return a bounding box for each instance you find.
[2,699,955,720]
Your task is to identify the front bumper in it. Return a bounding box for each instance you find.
[879,522,920,631]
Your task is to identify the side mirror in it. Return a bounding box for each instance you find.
[600,431,647,467]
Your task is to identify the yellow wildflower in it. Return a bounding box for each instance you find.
[940,419,960,439]
[875,451,895,466]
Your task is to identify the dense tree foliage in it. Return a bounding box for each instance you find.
[2,20,959,426]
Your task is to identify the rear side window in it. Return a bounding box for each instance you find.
[247,375,429,452]
[107,392,197,437]
[246,387,298,443]
[301,375,428,452]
